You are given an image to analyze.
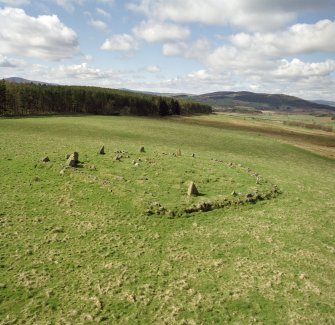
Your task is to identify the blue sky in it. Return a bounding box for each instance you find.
[0,0,335,100]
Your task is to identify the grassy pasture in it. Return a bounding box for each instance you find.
[175,113,335,159]
[0,114,334,324]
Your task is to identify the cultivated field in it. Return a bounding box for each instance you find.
[0,114,334,324]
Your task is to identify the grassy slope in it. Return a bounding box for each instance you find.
[174,113,335,159]
[0,115,334,324]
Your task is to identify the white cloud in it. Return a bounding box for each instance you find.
[1,60,121,86]
[162,39,210,61]
[162,20,335,74]
[98,0,115,5]
[146,65,160,73]
[230,20,335,55]
[54,0,84,13]
[96,7,111,18]
[162,42,187,56]
[157,18,335,100]
[101,34,138,51]
[0,7,79,60]
[89,19,107,30]
[127,0,335,31]
[0,55,18,67]
[133,20,190,43]
[84,55,93,61]
[187,69,210,80]
[0,0,29,5]
[53,63,107,80]
[273,59,335,79]
[127,0,285,32]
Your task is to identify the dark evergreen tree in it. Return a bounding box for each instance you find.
[0,80,6,116]
[0,81,212,117]
[159,98,169,116]
[171,99,181,115]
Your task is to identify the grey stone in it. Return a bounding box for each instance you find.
[139,146,145,153]
[187,181,199,196]
[67,152,79,167]
[42,156,50,163]
[98,146,105,155]
[231,190,238,196]
[114,155,122,161]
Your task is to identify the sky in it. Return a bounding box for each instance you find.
[0,0,335,100]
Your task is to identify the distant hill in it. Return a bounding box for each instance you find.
[311,99,335,108]
[181,91,335,113]
[4,77,51,85]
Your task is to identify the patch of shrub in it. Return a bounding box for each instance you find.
[283,120,333,132]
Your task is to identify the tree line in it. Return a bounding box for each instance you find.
[0,80,212,117]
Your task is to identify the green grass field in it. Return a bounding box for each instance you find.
[0,114,334,324]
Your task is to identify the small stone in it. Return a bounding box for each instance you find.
[60,169,65,175]
[231,191,238,196]
[191,153,195,158]
[139,146,145,153]
[73,152,79,162]
[98,146,105,155]
[52,226,64,233]
[66,153,71,159]
[134,163,139,167]
[166,210,175,217]
[114,155,122,161]
[0,283,6,289]
[32,176,40,182]
[90,165,97,170]
[67,152,79,167]
[42,156,50,163]
[187,181,199,196]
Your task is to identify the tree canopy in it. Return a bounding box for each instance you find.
[0,81,212,117]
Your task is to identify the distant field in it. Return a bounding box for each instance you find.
[175,112,335,159]
[0,114,334,324]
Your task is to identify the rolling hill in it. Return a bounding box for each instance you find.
[4,77,51,85]
[177,91,335,113]
[312,99,335,108]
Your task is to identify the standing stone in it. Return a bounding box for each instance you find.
[67,152,79,167]
[139,146,145,153]
[191,153,195,158]
[187,181,199,196]
[177,149,182,156]
[41,156,50,162]
[98,146,105,155]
